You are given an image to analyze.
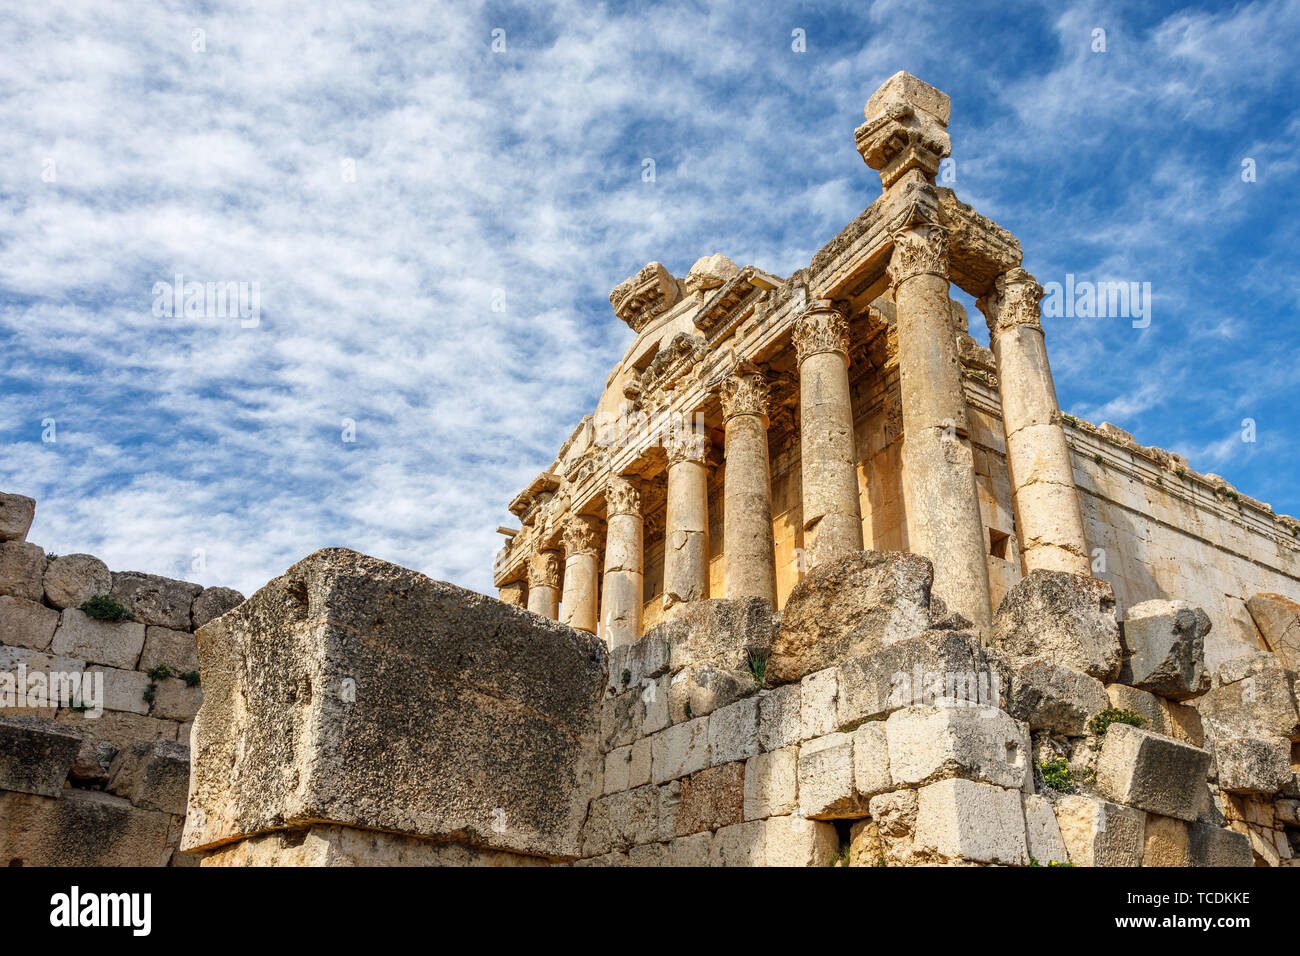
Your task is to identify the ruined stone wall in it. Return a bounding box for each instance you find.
[0,491,243,866]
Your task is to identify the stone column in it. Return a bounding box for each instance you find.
[498,581,527,607]
[663,426,711,614]
[794,300,864,568]
[601,476,644,647]
[721,365,777,604]
[560,515,601,634]
[889,220,992,632]
[526,547,561,620]
[978,268,1090,576]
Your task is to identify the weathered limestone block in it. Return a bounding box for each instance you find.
[0,540,46,602]
[148,676,203,722]
[683,253,739,295]
[191,586,244,630]
[676,762,744,835]
[1246,592,1300,672]
[1022,793,1069,865]
[913,778,1028,865]
[0,789,175,866]
[1187,821,1253,867]
[1142,814,1190,866]
[651,716,710,784]
[1053,795,1145,866]
[106,738,190,814]
[89,664,152,715]
[203,826,545,866]
[758,683,801,751]
[1118,599,1211,700]
[1215,737,1291,795]
[668,830,713,866]
[770,551,934,683]
[42,553,112,610]
[0,492,35,541]
[708,820,766,866]
[708,697,760,764]
[869,789,919,865]
[110,571,203,631]
[837,630,1005,726]
[55,709,178,780]
[139,625,199,675]
[645,597,774,675]
[797,732,865,818]
[182,548,606,861]
[884,705,1026,789]
[849,818,882,866]
[744,746,798,820]
[607,631,670,695]
[1197,653,1300,742]
[0,595,59,650]
[1005,660,1109,735]
[51,609,146,670]
[601,687,645,750]
[763,815,839,867]
[799,668,839,739]
[852,720,893,797]
[668,661,751,722]
[627,842,670,867]
[1105,683,1204,746]
[1095,724,1210,821]
[0,715,82,796]
[990,570,1121,681]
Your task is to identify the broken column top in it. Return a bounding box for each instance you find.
[856,71,952,190]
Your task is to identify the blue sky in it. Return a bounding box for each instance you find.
[2,0,1297,597]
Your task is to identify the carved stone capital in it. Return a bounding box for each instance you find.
[855,72,951,189]
[793,301,850,365]
[562,515,601,557]
[610,262,681,333]
[527,548,562,589]
[888,223,950,286]
[665,426,711,465]
[720,365,770,423]
[605,475,642,517]
[976,267,1044,339]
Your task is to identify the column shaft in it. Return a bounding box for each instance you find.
[979,269,1090,575]
[663,428,711,614]
[526,548,561,620]
[722,367,777,604]
[890,221,992,631]
[560,516,601,634]
[602,476,644,647]
[794,302,863,568]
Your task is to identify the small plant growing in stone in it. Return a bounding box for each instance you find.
[1087,707,1145,737]
[46,552,58,562]
[827,845,850,867]
[80,595,131,622]
[621,668,631,687]
[747,650,769,688]
[1092,452,1103,465]
[1225,489,1239,501]
[146,665,171,681]
[1036,757,1074,793]
[142,683,157,705]
[1175,465,1187,479]
[683,700,692,719]
[181,670,201,688]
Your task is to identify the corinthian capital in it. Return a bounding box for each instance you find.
[720,365,770,423]
[976,267,1044,339]
[605,475,642,517]
[527,548,561,589]
[562,515,601,557]
[887,222,949,286]
[666,426,711,465]
[792,300,850,365]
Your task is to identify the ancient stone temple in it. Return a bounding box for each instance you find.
[6,73,1299,868]
[492,72,1300,672]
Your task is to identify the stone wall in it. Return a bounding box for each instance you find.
[0,491,243,866]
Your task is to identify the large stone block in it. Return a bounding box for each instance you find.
[107,738,190,814]
[769,551,934,683]
[913,778,1028,866]
[676,762,744,835]
[0,540,46,603]
[990,569,1121,681]
[1215,737,1291,795]
[1,645,88,717]
[0,789,175,866]
[1095,724,1210,821]
[1104,683,1204,746]
[884,705,1026,789]
[852,720,893,797]
[203,825,543,867]
[1142,813,1190,866]
[182,548,606,861]
[42,553,112,610]
[1197,653,1300,742]
[55,708,179,781]
[1186,821,1253,867]
[1245,592,1300,672]
[51,609,146,670]
[1118,599,1211,700]
[1005,660,1109,735]
[110,571,202,631]
[0,594,59,650]
[708,696,760,764]
[763,815,839,867]
[0,715,82,796]
[644,597,774,675]
[667,661,751,722]
[0,492,35,542]
[651,716,711,783]
[1053,795,1145,866]
[191,586,244,630]
[708,820,766,867]
[1023,793,1069,865]
[797,732,864,818]
[758,683,801,751]
[139,626,199,675]
[744,746,798,820]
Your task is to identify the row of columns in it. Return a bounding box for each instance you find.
[509,222,1088,644]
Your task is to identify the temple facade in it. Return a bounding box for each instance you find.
[493,72,1300,675]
